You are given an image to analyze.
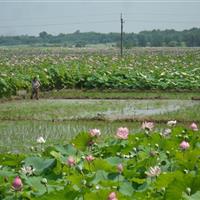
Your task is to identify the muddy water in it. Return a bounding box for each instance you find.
[91,99,199,120]
[44,99,199,120]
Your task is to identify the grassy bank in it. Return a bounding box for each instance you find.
[8,89,200,101]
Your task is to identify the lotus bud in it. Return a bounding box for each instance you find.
[184,135,189,140]
[62,172,66,176]
[116,152,121,156]
[126,155,130,159]
[81,179,87,185]
[135,137,139,141]
[117,163,123,173]
[166,151,170,156]
[41,178,48,185]
[132,147,137,152]
[186,187,191,195]
[182,130,186,134]
[67,156,76,167]
[30,146,35,151]
[12,176,23,191]
[95,185,100,190]
[108,192,118,200]
[161,187,166,192]
[190,122,198,131]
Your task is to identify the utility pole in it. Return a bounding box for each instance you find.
[120,13,124,57]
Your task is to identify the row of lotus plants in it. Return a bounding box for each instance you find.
[0,51,200,97]
[0,121,200,199]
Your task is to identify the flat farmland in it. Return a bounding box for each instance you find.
[1,47,200,200]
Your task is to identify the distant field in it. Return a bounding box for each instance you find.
[1,47,200,98]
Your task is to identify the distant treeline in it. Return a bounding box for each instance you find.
[0,28,200,47]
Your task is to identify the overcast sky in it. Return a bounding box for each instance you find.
[0,0,200,36]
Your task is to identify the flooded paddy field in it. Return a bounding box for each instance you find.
[0,99,199,152]
[0,99,199,121]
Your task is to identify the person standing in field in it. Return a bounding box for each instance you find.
[31,77,40,100]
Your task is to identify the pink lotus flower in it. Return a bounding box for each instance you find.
[117,163,123,173]
[86,155,95,162]
[108,192,118,200]
[67,156,76,167]
[89,129,101,137]
[12,176,23,191]
[180,141,190,150]
[142,121,154,131]
[190,122,198,131]
[116,127,129,139]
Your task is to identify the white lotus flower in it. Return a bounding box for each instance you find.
[37,136,46,144]
[167,120,177,126]
[162,128,172,137]
[20,166,35,176]
[145,166,161,177]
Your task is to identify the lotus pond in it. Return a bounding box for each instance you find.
[1,47,200,98]
[1,124,200,200]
